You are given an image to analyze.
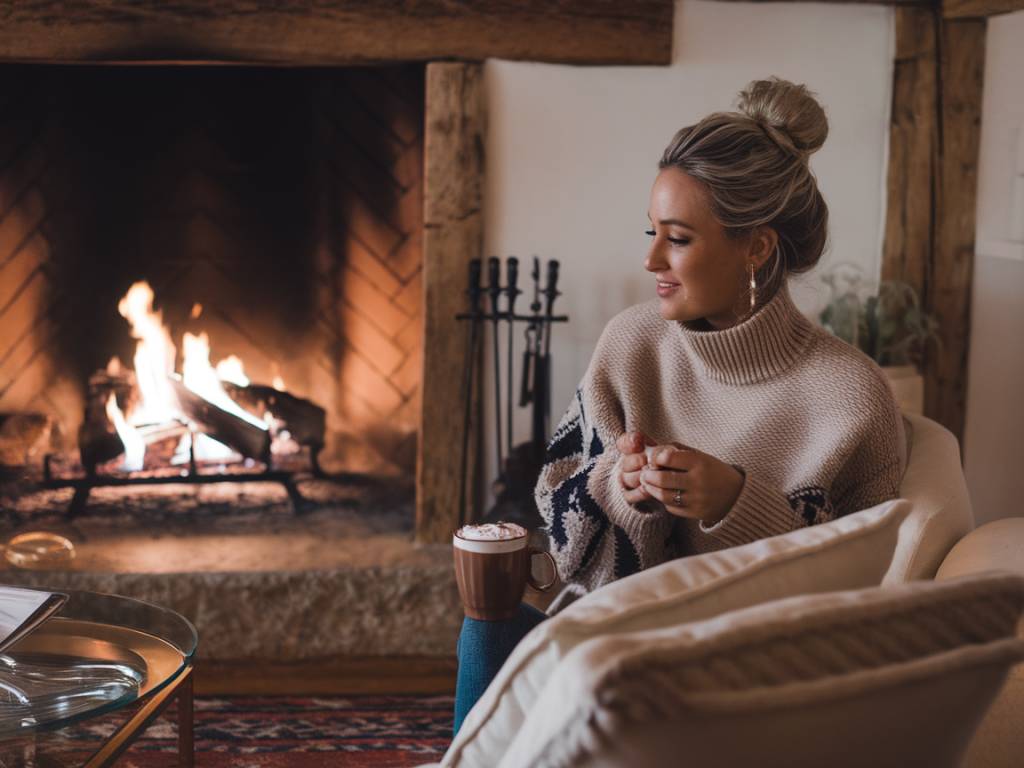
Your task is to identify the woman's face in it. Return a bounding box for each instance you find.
[644,168,768,329]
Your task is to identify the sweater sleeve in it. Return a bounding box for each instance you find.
[699,391,908,548]
[535,384,674,597]
[696,469,804,547]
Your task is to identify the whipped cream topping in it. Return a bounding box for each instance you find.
[457,522,526,541]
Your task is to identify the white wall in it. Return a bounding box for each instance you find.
[478,0,895,508]
[963,10,1024,524]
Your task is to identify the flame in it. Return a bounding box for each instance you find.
[106,393,145,472]
[111,281,270,469]
[215,355,249,387]
[181,333,267,430]
[118,281,177,426]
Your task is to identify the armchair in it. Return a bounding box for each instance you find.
[430,413,1024,767]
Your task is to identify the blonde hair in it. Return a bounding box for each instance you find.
[659,76,830,309]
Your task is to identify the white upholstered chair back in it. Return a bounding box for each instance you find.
[883,412,975,584]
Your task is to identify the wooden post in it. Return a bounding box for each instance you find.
[418,62,485,543]
[881,8,939,295]
[882,8,987,444]
[928,18,986,442]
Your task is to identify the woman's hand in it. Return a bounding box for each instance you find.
[617,431,657,505]
[639,444,745,524]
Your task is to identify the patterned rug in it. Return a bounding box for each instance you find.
[27,695,454,767]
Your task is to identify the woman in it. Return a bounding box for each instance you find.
[454,76,907,732]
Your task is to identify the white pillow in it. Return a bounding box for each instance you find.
[443,499,912,768]
[499,571,1024,768]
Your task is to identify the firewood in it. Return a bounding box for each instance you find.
[169,378,271,462]
[76,367,135,471]
[88,369,134,404]
[78,401,123,472]
[0,413,53,467]
[136,421,189,445]
[221,383,326,448]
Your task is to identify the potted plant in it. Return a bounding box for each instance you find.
[818,263,942,414]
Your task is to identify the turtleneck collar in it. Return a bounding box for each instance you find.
[673,284,816,385]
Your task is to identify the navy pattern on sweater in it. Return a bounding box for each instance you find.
[539,389,650,594]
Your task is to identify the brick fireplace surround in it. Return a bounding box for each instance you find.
[0,2,673,688]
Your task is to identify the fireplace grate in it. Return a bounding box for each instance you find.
[40,438,373,519]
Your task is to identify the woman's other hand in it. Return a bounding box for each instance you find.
[617,431,656,505]
[640,445,745,524]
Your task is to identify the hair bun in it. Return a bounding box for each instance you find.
[736,76,829,159]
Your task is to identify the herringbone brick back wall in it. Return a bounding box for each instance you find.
[0,65,424,475]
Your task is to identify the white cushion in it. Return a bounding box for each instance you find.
[883,412,975,583]
[501,572,1024,768]
[442,499,912,768]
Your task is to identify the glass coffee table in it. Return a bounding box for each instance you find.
[0,590,197,767]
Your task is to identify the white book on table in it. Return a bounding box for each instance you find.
[0,586,68,654]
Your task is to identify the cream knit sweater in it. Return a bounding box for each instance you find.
[535,284,907,612]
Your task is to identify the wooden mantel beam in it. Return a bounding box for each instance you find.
[0,1,674,66]
[708,0,937,6]
[944,0,1024,17]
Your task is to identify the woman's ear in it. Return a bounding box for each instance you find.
[749,226,779,270]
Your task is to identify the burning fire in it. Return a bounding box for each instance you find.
[118,282,177,427]
[110,280,270,469]
[105,393,145,472]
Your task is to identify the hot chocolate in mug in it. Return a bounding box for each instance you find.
[452,522,557,621]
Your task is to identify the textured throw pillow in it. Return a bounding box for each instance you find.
[501,572,1024,768]
[443,499,912,768]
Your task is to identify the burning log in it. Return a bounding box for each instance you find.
[87,368,134,408]
[169,378,271,462]
[77,366,136,472]
[136,421,188,445]
[0,413,52,467]
[221,383,326,448]
[78,400,124,473]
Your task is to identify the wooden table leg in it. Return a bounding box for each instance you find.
[85,665,193,768]
[178,667,194,768]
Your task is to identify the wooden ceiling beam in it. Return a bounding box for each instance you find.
[707,0,937,7]
[0,1,674,67]
[944,0,1024,18]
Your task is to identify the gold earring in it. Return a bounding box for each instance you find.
[748,263,757,311]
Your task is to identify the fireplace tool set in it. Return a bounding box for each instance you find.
[456,256,568,530]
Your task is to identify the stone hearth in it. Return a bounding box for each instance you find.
[0,476,461,660]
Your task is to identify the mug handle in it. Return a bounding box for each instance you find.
[527,548,558,592]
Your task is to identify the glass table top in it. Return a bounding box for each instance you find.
[0,590,197,737]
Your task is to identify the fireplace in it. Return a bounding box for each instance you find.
[2,63,424,485]
[0,61,469,660]
[0,2,666,672]
[1,63,433,522]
